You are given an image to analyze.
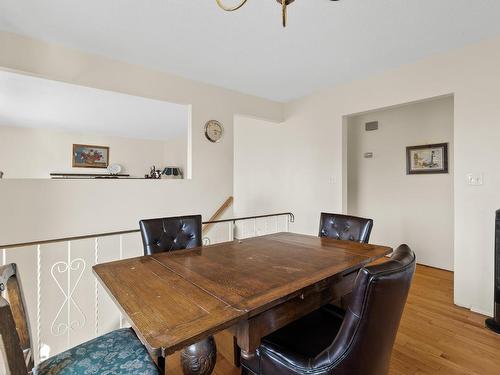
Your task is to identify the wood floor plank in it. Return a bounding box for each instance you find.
[165,264,500,375]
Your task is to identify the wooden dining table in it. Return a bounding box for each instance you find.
[93,232,392,374]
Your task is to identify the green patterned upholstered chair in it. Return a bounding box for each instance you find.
[0,263,161,375]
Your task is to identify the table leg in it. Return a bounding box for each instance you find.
[240,349,256,361]
[180,336,217,375]
[156,355,166,374]
[233,336,241,367]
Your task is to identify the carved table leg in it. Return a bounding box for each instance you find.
[180,336,217,375]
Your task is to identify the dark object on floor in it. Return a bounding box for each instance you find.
[486,209,500,334]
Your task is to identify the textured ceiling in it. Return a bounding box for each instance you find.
[1,0,500,102]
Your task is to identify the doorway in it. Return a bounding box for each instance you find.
[344,95,454,270]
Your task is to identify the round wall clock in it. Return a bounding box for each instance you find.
[204,120,224,143]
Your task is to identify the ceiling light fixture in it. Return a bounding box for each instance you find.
[215,0,339,28]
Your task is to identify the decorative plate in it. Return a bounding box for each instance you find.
[107,164,122,175]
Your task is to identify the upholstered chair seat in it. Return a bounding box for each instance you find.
[0,263,161,375]
[319,212,373,243]
[33,328,160,375]
[241,245,416,375]
[242,304,347,374]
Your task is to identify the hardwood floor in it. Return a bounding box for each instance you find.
[389,265,500,375]
[166,265,500,375]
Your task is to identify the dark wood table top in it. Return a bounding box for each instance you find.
[93,232,392,356]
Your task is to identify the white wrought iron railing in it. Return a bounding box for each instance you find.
[0,212,294,365]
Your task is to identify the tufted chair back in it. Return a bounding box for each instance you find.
[313,245,415,374]
[319,212,373,243]
[139,215,202,255]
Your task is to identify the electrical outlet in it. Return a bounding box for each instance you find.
[467,173,483,186]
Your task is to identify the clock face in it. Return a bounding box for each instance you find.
[205,120,224,143]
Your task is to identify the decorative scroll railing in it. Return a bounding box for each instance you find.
[0,212,294,365]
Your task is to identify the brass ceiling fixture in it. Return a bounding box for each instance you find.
[215,0,339,28]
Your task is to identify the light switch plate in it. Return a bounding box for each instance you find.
[467,173,483,186]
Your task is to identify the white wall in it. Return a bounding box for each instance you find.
[0,31,282,245]
[234,112,341,237]
[163,134,188,176]
[347,96,454,271]
[233,37,500,315]
[234,116,291,217]
[0,125,187,178]
[277,36,500,316]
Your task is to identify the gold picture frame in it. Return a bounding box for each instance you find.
[72,144,110,168]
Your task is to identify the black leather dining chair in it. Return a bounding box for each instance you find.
[139,214,220,373]
[139,214,202,255]
[241,245,416,375]
[319,212,373,243]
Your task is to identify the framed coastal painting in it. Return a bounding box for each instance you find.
[406,143,448,175]
[72,144,109,168]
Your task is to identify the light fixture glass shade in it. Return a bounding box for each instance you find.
[162,167,183,179]
[215,0,248,11]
